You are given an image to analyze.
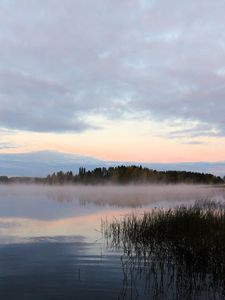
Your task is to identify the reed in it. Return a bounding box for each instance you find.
[103,200,225,299]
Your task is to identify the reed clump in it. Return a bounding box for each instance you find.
[104,200,225,297]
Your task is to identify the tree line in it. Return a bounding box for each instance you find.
[45,165,224,185]
[0,176,45,184]
[0,165,223,185]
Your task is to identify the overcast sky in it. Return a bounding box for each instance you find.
[0,0,225,163]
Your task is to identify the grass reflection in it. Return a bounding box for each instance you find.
[103,200,225,299]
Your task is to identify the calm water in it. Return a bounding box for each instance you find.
[0,184,224,300]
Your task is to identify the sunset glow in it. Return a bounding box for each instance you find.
[0,0,225,175]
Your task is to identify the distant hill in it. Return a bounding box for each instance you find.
[0,151,224,177]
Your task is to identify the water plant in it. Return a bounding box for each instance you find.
[103,200,225,299]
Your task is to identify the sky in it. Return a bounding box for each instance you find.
[1,0,225,165]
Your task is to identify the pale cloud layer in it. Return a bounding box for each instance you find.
[0,0,225,136]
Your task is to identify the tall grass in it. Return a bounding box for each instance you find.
[103,200,225,299]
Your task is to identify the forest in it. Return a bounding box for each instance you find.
[45,165,223,185]
[0,165,223,185]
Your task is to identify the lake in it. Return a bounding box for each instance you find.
[0,184,224,300]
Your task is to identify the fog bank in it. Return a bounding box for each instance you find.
[0,184,224,208]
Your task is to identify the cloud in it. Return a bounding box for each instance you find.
[168,122,223,139]
[181,141,206,145]
[0,71,98,132]
[0,142,18,149]
[0,0,225,135]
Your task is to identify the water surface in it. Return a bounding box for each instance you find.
[0,184,224,299]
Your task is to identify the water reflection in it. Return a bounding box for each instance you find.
[0,185,224,299]
[1,184,223,242]
[104,201,225,299]
[116,252,225,299]
[0,237,125,300]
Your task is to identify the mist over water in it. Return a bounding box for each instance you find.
[0,184,224,299]
[0,183,224,206]
[0,184,224,242]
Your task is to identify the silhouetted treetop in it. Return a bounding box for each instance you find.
[46,165,223,185]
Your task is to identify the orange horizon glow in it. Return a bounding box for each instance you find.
[1,118,225,164]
